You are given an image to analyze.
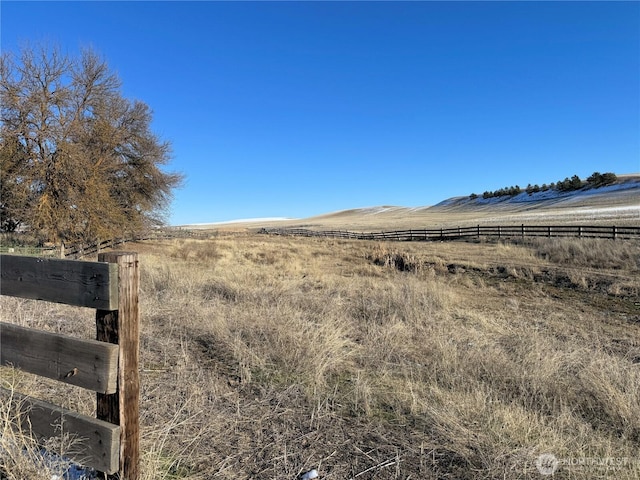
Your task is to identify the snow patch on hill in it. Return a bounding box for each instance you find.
[360,206,405,215]
[179,217,295,228]
[436,179,640,208]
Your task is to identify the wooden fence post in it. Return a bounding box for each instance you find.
[477,225,480,239]
[612,226,617,240]
[96,252,140,480]
[521,224,525,239]
[578,226,582,238]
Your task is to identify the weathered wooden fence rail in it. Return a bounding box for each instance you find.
[0,252,140,479]
[262,224,640,241]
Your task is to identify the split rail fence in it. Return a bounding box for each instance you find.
[263,224,640,241]
[0,252,140,479]
[0,227,204,259]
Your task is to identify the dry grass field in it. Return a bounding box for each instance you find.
[1,231,639,479]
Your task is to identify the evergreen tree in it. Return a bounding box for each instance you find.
[601,172,617,186]
[570,175,582,190]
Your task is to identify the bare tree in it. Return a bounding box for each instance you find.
[0,45,182,244]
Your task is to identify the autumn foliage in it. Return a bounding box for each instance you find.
[0,45,182,244]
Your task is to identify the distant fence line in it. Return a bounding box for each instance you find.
[261,225,640,242]
[0,228,205,259]
[3,225,637,259]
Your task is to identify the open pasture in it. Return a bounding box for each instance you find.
[1,233,639,479]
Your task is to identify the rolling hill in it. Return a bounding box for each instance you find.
[183,173,640,231]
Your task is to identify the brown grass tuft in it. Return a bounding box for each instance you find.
[526,237,640,270]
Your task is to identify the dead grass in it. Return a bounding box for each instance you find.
[2,234,640,478]
[524,237,640,270]
[0,373,81,480]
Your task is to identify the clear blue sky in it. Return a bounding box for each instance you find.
[2,1,639,225]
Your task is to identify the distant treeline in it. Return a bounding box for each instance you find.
[469,172,618,200]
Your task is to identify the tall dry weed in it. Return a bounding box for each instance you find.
[0,373,82,480]
[526,237,640,270]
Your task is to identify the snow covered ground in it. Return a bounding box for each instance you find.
[481,204,640,224]
[179,217,296,228]
[436,180,640,207]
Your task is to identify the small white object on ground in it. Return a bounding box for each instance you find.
[300,469,318,480]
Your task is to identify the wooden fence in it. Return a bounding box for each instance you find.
[0,252,140,479]
[0,237,133,259]
[0,227,204,259]
[262,224,640,241]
